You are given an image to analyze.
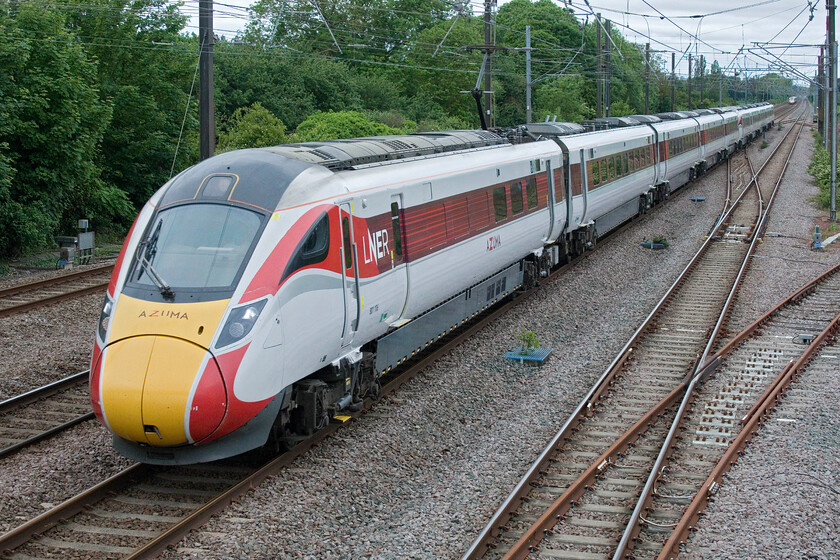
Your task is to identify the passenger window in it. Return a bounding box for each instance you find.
[493,186,507,222]
[622,154,629,175]
[591,161,600,186]
[607,158,615,180]
[390,202,403,262]
[510,182,524,214]
[600,159,608,183]
[281,211,330,282]
[342,216,352,269]
[526,177,538,209]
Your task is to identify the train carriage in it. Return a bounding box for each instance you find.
[694,110,728,169]
[552,126,658,240]
[92,104,776,465]
[714,107,742,154]
[651,116,702,191]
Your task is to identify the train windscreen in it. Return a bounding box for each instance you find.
[131,204,263,291]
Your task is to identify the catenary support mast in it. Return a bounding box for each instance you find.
[199,0,215,160]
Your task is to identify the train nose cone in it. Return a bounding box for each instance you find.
[99,336,227,446]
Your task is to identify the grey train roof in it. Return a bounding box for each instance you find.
[627,114,662,123]
[581,117,643,131]
[524,122,587,137]
[262,130,506,171]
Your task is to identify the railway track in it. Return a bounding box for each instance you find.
[0,107,802,559]
[0,266,587,560]
[625,261,840,559]
[0,122,733,559]
[0,264,113,318]
[0,372,93,459]
[462,108,808,560]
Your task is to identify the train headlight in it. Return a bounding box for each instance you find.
[98,296,114,342]
[216,299,267,349]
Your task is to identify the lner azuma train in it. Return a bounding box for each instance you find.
[91,103,774,464]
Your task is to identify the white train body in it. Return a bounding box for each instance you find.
[91,104,774,464]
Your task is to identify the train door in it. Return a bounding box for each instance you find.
[562,150,574,232]
[543,159,557,242]
[659,133,668,182]
[579,148,589,225]
[339,202,360,347]
[389,194,409,319]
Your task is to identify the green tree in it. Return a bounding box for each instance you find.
[63,0,197,210]
[290,111,400,142]
[217,103,287,151]
[245,0,452,60]
[214,44,364,130]
[398,16,484,126]
[493,0,588,126]
[0,3,117,256]
[609,100,634,117]
[534,75,594,123]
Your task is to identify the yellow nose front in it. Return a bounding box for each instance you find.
[101,335,214,446]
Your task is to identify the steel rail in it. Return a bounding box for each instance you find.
[499,384,689,560]
[0,371,94,459]
[0,282,110,318]
[0,264,113,298]
[0,463,151,552]
[464,111,804,560]
[0,412,95,459]
[0,371,89,412]
[658,311,840,559]
[462,158,750,560]
[702,116,805,371]
[0,265,113,318]
[612,114,808,560]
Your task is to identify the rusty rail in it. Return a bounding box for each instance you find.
[0,264,113,317]
[463,166,750,558]
[464,105,811,560]
[657,312,840,559]
[500,383,687,560]
[0,371,96,458]
[612,111,808,560]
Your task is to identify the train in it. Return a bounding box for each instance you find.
[789,96,797,104]
[90,103,775,464]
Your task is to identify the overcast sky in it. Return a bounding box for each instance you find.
[183,0,833,85]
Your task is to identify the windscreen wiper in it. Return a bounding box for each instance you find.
[140,254,175,299]
[136,221,175,299]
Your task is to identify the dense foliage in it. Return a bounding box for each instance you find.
[808,131,840,210]
[0,0,804,259]
[0,4,115,255]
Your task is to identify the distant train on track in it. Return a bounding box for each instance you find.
[91,103,775,464]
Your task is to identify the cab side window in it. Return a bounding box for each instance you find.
[281,212,330,282]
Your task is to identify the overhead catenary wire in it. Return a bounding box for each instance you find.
[7,0,820,87]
